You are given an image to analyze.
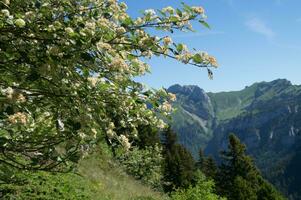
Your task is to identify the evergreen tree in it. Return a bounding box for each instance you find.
[196,149,206,169]
[196,149,218,180]
[162,127,195,192]
[216,134,285,200]
[135,124,160,149]
[203,157,218,180]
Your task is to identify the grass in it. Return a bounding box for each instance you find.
[78,143,169,200]
[0,142,169,200]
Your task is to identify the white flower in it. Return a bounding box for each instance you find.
[154,36,160,41]
[157,119,166,129]
[96,41,111,51]
[79,131,86,139]
[85,21,96,30]
[109,122,115,129]
[137,62,149,74]
[88,77,98,87]
[97,17,109,27]
[65,27,74,35]
[168,93,177,101]
[1,9,10,17]
[144,9,156,16]
[107,129,115,139]
[160,102,172,112]
[15,19,26,28]
[192,6,205,14]
[16,93,26,103]
[8,112,27,125]
[119,135,131,151]
[162,6,174,13]
[120,120,126,127]
[179,52,192,64]
[25,11,34,18]
[3,0,9,5]
[91,128,97,138]
[181,44,189,52]
[110,57,129,72]
[48,25,56,32]
[44,112,51,117]
[208,56,218,67]
[5,87,14,99]
[58,119,64,131]
[116,27,126,34]
[163,36,173,46]
[135,17,143,25]
[199,51,209,60]
[141,50,153,58]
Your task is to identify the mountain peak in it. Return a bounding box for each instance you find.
[247,79,292,89]
[168,84,205,96]
[270,78,292,86]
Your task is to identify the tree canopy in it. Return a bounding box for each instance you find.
[216,134,285,200]
[0,0,218,172]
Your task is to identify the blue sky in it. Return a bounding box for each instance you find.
[124,0,301,92]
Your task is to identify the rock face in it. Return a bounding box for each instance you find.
[167,84,215,157]
[168,84,213,120]
[169,79,301,199]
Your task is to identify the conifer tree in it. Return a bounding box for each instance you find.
[162,127,195,192]
[196,149,206,169]
[135,124,160,149]
[216,134,285,200]
[196,149,218,180]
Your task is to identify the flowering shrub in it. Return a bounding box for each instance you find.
[0,0,217,170]
[118,145,164,189]
[171,172,226,200]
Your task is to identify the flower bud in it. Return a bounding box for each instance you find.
[15,19,26,28]
[1,9,10,17]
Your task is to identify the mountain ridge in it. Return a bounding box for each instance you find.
[168,78,301,199]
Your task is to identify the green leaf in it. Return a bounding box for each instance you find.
[181,2,193,13]
[199,20,211,29]
[122,17,133,26]
[176,44,184,52]
[192,54,203,63]
[176,9,182,17]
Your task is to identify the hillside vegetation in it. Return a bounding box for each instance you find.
[1,142,168,200]
[169,79,301,199]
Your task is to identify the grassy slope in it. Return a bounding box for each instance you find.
[208,83,258,121]
[78,143,168,200]
[1,143,168,200]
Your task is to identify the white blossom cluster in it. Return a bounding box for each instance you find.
[0,0,218,167]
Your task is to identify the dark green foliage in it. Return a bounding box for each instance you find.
[202,157,218,180]
[196,149,218,180]
[0,171,97,200]
[196,149,205,169]
[280,144,301,200]
[117,145,164,189]
[135,125,160,149]
[170,80,301,199]
[170,172,225,200]
[162,127,196,192]
[0,142,168,200]
[216,134,285,200]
